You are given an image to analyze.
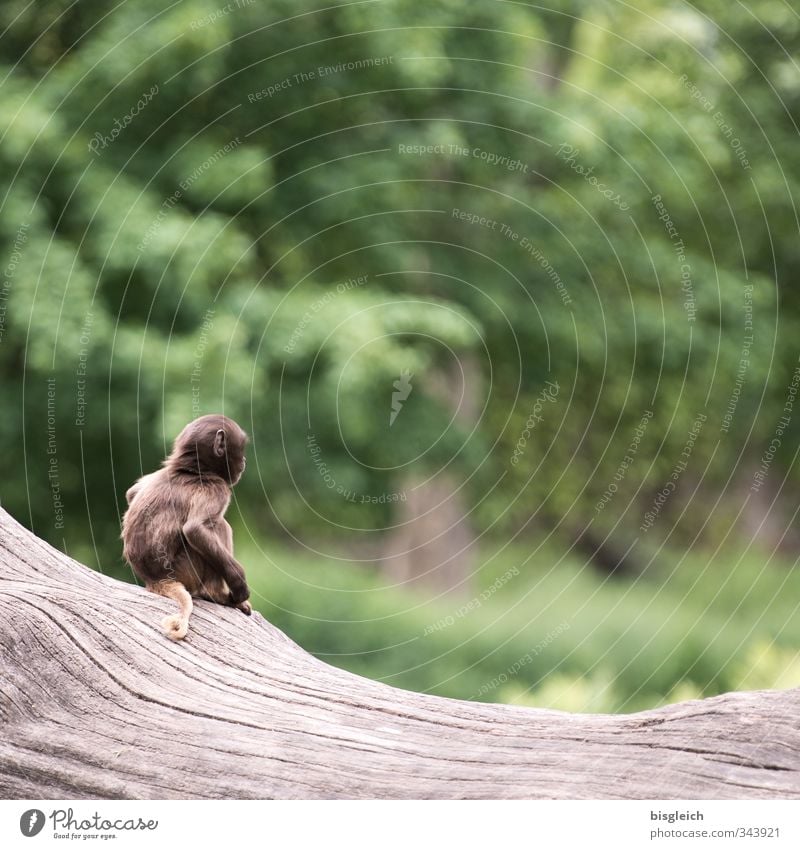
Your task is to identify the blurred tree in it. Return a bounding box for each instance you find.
[0,0,797,586]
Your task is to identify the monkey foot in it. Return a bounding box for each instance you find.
[162,613,189,640]
[235,600,252,616]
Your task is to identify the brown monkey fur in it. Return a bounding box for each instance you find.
[122,414,251,640]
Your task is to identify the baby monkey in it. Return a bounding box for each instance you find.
[122,414,251,640]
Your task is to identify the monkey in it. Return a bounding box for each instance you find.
[122,414,252,641]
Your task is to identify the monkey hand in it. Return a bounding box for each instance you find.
[227,569,250,606]
[235,600,252,616]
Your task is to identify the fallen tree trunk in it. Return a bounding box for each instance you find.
[0,508,798,800]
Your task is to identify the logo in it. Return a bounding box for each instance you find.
[19,810,45,837]
[389,369,413,426]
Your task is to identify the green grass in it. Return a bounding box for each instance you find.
[236,533,800,713]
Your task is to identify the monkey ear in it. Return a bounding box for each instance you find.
[213,428,226,458]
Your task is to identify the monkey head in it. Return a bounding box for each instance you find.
[167,414,248,484]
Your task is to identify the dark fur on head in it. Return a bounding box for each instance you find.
[166,414,248,484]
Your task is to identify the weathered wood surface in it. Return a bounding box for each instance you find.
[0,507,798,800]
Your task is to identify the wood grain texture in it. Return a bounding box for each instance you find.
[0,507,798,800]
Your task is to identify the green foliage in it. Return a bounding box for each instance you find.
[232,536,800,712]
[1,0,799,709]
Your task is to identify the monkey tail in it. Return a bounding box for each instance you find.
[147,580,193,641]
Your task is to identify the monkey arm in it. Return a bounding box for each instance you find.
[221,519,234,553]
[181,518,250,603]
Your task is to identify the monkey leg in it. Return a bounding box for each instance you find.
[196,565,250,610]
[193,570,233,606]
[198,580,252,616]
[222,561,250,606]
[147,579,193,641]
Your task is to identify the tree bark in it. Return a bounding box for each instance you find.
[382,354,480,594]
[0,508,798,800]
